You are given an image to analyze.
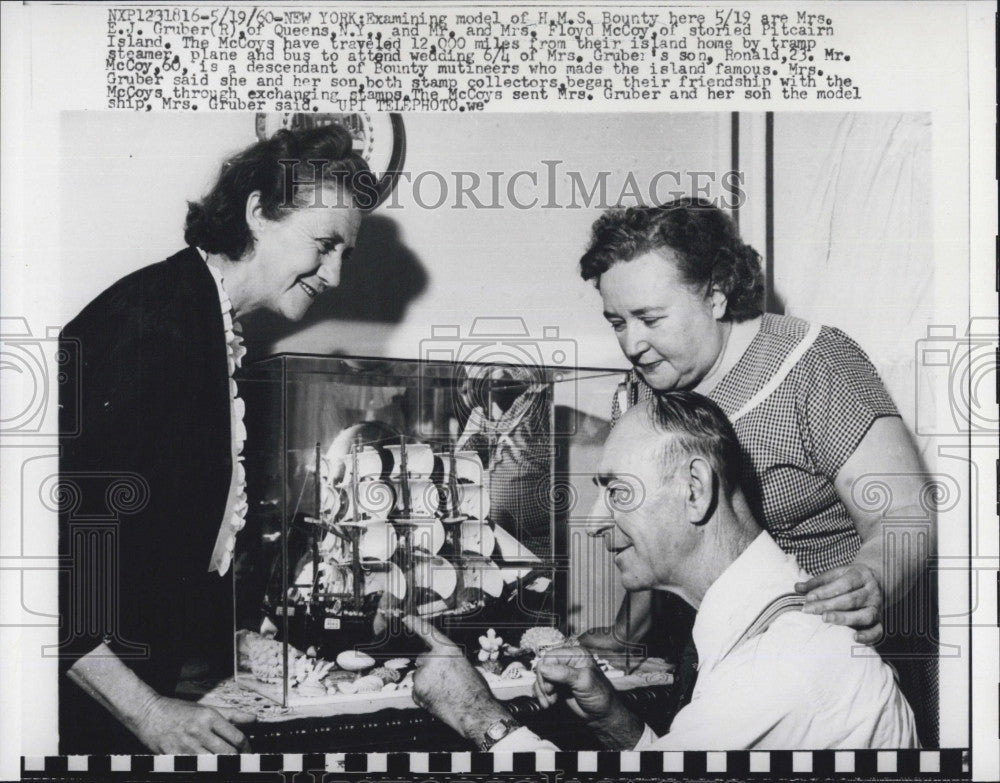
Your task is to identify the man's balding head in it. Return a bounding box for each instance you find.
[597,392,753,599]
[643,392,743,495]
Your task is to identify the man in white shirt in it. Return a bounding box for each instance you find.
[406,391,918,751]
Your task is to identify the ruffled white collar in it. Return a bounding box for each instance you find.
[203,257,248,575]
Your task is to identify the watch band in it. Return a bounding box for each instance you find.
[478,717,523,751]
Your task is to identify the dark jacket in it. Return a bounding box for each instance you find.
[58,247,235,753]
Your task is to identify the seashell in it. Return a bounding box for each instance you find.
[370,666,401,684]
[324,668,357,683]
[636,671,673,686]
[353,675,383,693]
[337,650,376,671]
[477,667,502,684]
[500,661,527,680]
[297,682,326,698]
[337,679,360,695]
[635,656,674,675]
[384,657,410,670]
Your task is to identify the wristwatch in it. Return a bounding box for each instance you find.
[478,717,523,751]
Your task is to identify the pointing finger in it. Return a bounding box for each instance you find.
[402,615,458,652]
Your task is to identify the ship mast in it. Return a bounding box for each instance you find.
[396,435,417,616]
[349,436,363,606]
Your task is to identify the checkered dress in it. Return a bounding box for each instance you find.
[611,313,899,576]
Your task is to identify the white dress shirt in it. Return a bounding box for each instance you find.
[493,532,919,751]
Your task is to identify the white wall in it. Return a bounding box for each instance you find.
[772,113,937,449]
[58,112,252,320]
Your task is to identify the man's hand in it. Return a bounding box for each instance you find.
[795,562,884,644]
[534,645,615,719]
[575,627,647,661]
[577,590,651,663]
[404,615,514,747]
[534,645,644,750]
[132,696,254,754]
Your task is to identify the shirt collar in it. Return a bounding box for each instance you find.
[690,531,807,670]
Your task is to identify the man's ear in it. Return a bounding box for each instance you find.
[685,456,718,525]
[245,191,265,236]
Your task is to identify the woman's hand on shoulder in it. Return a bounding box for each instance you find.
[834,416,936,608]
[795,563,883,644]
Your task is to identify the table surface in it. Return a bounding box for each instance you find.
[193,667,673,721]
[185,672,676,752]
[237,686,676,753]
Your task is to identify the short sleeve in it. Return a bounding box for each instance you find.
[798,328,899,479]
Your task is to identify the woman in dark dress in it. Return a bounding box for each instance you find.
[58,124,373,753]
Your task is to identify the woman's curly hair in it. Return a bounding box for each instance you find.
[184,123,375,261]
[579,197,764,322]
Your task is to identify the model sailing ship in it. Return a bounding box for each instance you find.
[263,421,550,661]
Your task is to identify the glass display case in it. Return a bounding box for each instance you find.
[232,354,625,710]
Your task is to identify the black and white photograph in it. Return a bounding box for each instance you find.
[0,2,995,781]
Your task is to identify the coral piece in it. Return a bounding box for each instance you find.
[370,666,402,684]
[518,626,566,656]
[297,682,326,698]
[353,675,383,693]
[238,631,304,684]
[477,628,504,664]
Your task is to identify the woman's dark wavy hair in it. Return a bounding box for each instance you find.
[184,124,375,261]
[579,197,764,322]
